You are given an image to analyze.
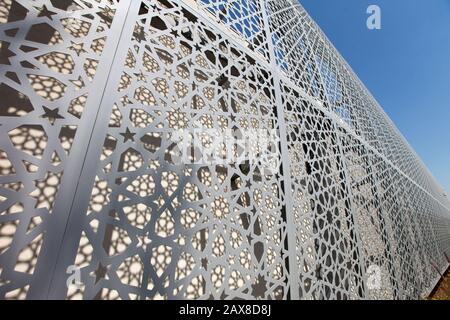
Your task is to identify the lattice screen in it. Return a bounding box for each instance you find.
[0,0,449,300]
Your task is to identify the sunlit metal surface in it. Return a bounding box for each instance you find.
[0,0,449,300]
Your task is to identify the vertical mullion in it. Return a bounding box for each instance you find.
[42,0,141,300]
[303,24,369,298]
[261,0,300,300]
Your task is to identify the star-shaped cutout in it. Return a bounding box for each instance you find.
[68,41,87,56]
[134,70,147,83]
[251,274,267,299]
[137,233,151,251]
[35,5,56,20]
[91,262,109,284]
[194,43,202,52]
[170,28,179,38]
[164,68,174,78]
[120,127,135,142]
[41,106,64,125]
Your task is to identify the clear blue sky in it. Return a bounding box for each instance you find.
[300,0,450,194]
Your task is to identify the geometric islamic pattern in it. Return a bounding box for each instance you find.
[0,0,449,300]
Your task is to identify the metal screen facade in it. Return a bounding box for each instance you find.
[0,0,449,300]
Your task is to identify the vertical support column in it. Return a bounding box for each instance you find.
[260,0,300,299]
[25,0,134,299]
[305,31,369,297]
[313,86,369,297]
[41,1,141,300]
[370,161,402,299]
[333,127,369,297]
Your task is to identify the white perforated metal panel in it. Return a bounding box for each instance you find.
[0,0,449,300]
